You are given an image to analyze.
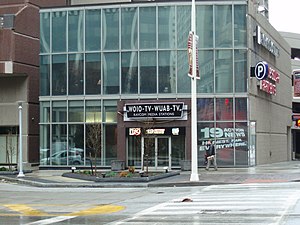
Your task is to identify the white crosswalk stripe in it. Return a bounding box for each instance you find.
[112,183,300,225]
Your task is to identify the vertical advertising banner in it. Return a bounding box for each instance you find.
[187,31,200,79]
[294,70,300,97]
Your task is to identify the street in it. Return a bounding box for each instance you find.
[1,181,300,225]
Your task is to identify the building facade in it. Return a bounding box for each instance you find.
[39,0,292,169]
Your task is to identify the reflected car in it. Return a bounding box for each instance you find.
[40,149,83,165]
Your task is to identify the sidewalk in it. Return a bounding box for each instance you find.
[1,161,300,188]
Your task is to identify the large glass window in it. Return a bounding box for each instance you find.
[177,6,191,48]
[52,55,67,96]
[40,125,50,165]
[215,5,232,48]
[197,5,213,48]
[140,51,157,93]
[103,8,119,50]
[139,7,156,49]
[68,54,83,95]
[86,123,101,166]
[40,55,50,96]
[197,98,214,121]
[198,50,214,93]
[52,124,67,165]
[52,11,66,52]
[86,100,101,123]
[103,53,119,94]
[86,53,101,95]
[40,12,50,53]
[121,52,138,94]
[158,6,176,49]
[68,124,84,165]
[104,101,117,122]
[68,101,84,122]
[158,51,176,93]
[235,122,248,166]
[52,101,67,123]
[198,122,215,165]
[235,98,247,120]
[216,98,233,121]
[177,50,190,93]
[128,135,141,167]
[85,9,101,51]
[234,5,247,47]
[121,7,138,50]
[40,101,50,123]
[215,50,233,93]
[235,49,247,93]
[68,10,84,52]
[104,124,117,165]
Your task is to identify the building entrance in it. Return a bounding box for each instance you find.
[141,136,171,170]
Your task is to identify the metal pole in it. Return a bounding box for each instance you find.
[17,101,25,178]
[190,0,199,181]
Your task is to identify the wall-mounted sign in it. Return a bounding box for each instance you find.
[127,127,184,136]
[255,61,269,80]
[293,70,300,97]
[124,102,186,120]
[256,26,280,57]
[129,128,141,136]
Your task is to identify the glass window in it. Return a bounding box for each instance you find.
[68,10,84,52]
[197,98,214,121]
[40,55,50,96]
[40,12,50,53]
[235,49,247,93]
[52,124,67,165]
[121,52,138,94]
[40,101,50,123]
[177,50,190,93]
[86,100,101,123]
[68,124,84,165]
[104,101,117,122]
[52,11,66,52]
[196,5,213,48]
[198,122,215,165]
[128,135,141,167]
[215,5,232,48]
[215,50,233,93]
[158,6,176,49]
[140,51,156,93]
[86,123,101,165]
[139,7,156,49]
[121,7,138,50]
[103,53,119,94]
[52,55,67,96]
[52,101,67,122]
[69,101,84,122]
[86,53,101,95]
[235,122,248,166]
[177,6,191,49]
[198,50,214,93]
[158,51,176,93]
[40,125,50,165]
[235,98,247,120]
[104,124,117,166]
[234,5,247,47]
[103,8,119,50]
[85,9,101,51]
[68,54,83,95]
[216,98,233,121]
[171,135,185,167]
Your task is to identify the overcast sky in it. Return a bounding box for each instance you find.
[269,0,300,34]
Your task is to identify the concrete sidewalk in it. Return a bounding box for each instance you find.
[1,161,300,188]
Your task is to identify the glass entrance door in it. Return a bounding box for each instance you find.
[141,136,171,170]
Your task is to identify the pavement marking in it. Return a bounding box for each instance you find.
[4,204,51,217]
[24,216,76,225]
[67,204,125,216]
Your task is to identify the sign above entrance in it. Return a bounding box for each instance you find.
[124,102,187,121]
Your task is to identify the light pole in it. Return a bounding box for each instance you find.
[17,101,25,178]
[190,0,199,182]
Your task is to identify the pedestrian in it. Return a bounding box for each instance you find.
[205,140,217,171]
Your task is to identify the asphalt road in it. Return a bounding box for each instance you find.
[1,181,300,225]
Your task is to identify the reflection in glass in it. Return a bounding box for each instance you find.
[158,51,176,93]
[235,49,247,93]
[198,50,214,93]
[86,100,101,123]
[140,7,156,49]
[197,5,213,48]
[69,101,84,122]
[40,56,50,96]
[235,122,248,165]
[52,124,67,165]
[121,7,138,49]
[235,98,247,120]
[40,125,50,165]
[85,9,101,51]
[69,54,83,95]
[103,8,119,50]
[158,6,176,49]
[52,55,67,96]
[104,124,117,165]
[121,52,138,94]
[40,12,50,53]
[234,5,247,47]
[40,101,50,123]
[140,51,156,93]
[103,53,119,94]
[177,6,191,48]
[215,5,232,48]
[52,11,66,52]
[198,122,215,165]
[197,98,214,121]
[171,136,185,167]
[177,50,190,93]
[68,10,83,52]
[86,53,101,95]
[104,101,117,122]
[128,135,141,167]
[216,98,233,121]
[215,50,233,93]
[52,101,67,123]
[86,123,102,166]
[68,124,84,165]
